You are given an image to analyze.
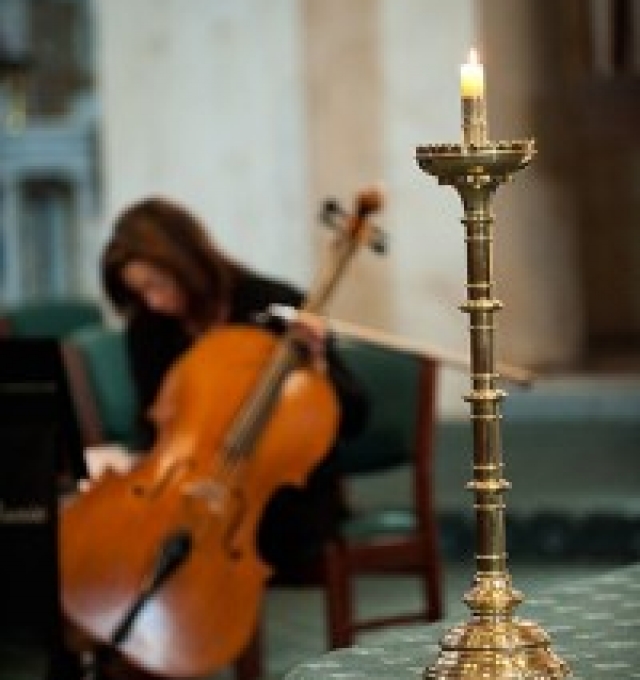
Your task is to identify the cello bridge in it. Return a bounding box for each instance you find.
[182,480,227,513]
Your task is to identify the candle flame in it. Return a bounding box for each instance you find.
[468,47,479,65]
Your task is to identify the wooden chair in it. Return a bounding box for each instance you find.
[323,336,444,648]
[236,337,445,678]
[61,325,138,449]
[61,328,444,675]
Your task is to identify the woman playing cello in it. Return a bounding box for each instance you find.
[62,193,377,679]
[97,195,369,580]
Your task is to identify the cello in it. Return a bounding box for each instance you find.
[60,188,384,678]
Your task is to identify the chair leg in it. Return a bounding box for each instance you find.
[422,514,444,621]
[323,540,355,649]
[423,554,444,622]
[234,622,263,680]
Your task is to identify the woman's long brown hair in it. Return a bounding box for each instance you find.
[102,197,245,327]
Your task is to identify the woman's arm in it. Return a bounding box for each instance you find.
[234,272,370,441]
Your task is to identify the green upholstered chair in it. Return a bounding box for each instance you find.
[236,337,445,679]
[0,298,104,340]
[61,325,138,449]
[323,336,444,648]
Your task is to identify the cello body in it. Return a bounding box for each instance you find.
[61,326,339,677]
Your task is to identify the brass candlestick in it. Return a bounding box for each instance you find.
[415,135,570,678]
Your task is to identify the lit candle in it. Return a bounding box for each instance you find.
[460,48,487,146]
[460,48,484,98]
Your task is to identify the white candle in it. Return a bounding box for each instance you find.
[460,48,484,99]
[460,48,487,145]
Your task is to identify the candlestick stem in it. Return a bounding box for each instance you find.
[415,140,570,679]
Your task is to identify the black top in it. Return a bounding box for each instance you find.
[126,269,369,576]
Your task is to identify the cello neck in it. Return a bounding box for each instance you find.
[222,339,298,459]
[304,188,384,314]
[222,188,384,461]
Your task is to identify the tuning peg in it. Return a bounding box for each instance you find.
[318,196,388,255]
[322,198,343,216]
[369,226,388,254]
[319,198,347,230]
[355,185,385,218]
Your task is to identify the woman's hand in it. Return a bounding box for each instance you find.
[290,310,329,371]
[264,304,330,370]
[77,444,138,492]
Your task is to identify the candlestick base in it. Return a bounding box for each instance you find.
[425,572,569,679]
[424,571,569,680]
[425,617,569,680]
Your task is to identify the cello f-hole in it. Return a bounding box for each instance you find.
[222,487,247,560]
[132,458,195,499]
